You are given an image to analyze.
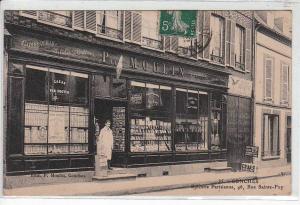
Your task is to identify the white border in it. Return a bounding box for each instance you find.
[0,1,299,205]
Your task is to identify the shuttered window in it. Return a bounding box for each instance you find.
[210,14,225,64]
[264,57,273,101]
[85,11,97,33]
[280,64,289,104]
[124,11,142,44]
[73,11,85,30]
[97,11,123,40]
[165,36,178,52]
[72,11,98,34]
[234,25,245,70]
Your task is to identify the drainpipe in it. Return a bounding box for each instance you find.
[252,11,262,164]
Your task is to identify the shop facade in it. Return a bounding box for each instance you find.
[4,12,232,176]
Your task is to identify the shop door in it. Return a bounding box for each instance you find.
[226,96,252,170]
[94,99,127,162]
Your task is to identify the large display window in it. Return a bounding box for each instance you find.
[24,65,89,155]
[175,88,209,151]
[129,81,172,152]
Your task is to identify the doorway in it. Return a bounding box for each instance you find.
[94,98,127,157]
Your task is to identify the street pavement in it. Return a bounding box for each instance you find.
[3,165,291,196]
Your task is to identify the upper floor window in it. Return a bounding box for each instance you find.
[210,15,224,64]
[98,11,123,40]
[235,25,245,70]
[280,63,289,104]
[141,11,163,50]
[264,57,273,101]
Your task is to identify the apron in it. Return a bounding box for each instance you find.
[97,127,113,160]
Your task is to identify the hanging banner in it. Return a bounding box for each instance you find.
[160,10,197,37]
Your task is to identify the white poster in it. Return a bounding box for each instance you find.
[48,111,66,143]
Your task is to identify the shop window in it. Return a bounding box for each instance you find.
[262,114,280,157]
[235,25,245,70]
[98,11,123,40]
[112,77,127,99]
[210,15,224,64]
[210,93,226,150]
[175,88,208,151]
[130,81,172,152]
[24,65,89,156]
[141,11,163,50]
[25,67,47,102]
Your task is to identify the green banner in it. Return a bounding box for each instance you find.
[160,10,197,37]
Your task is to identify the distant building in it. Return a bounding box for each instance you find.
[254,11,292,167]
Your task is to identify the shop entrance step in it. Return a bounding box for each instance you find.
[204,167,233,173]
[92,173,137,182]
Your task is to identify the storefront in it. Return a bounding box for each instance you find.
[6,26,230,175]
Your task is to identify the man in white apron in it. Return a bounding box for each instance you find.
[96,120,113,172]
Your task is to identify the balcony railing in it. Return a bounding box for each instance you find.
[178,46,192,57]
[97,25,123,40]
[210,54,224,64]
[38,11,72,28]
[142,36,163,50]
[235,61,245,71]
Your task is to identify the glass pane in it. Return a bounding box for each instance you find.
[25,68,47,101]
[24,103,48,144]
[130,82,145,110]
[49,70,70,104]
[70,107,89,143]
[24,145,47,155]
[70,144,88,154]
[160,86,172,113]
[48,144,69,154]
[48,105,69,144]
[94,75,111,97]
[70,73,88,105]
[130,117,146,152]
[112,78,127,98]
[112,106,126,151]
[146,83,160,109]
[198,93,209,150]
[187,90,198,117]
[176,88,187,115]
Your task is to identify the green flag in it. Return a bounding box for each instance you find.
[160,10,197,37]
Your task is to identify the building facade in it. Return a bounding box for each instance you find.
[254,11,292,168]
[4,10,254,185]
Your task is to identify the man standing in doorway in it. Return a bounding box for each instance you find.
[97,120,114,170]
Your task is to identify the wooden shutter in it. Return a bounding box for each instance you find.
[263,115,269,156]
[272,116,279,155]
[225,19,231,65]
[124,11,132,41]
[85,11,97,33]
[20,10,38,19]
[7,76,25,155]
[281,64,289,103]
[73,11,85,30]
[132,11,142,44]
[265,58,273,100]
[230,21,236,67]
[197,10,204,59]
[170,37,178,52]
[165,36,171,51]
[203,11,211,60]
[245,28,251,72]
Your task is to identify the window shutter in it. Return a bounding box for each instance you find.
[20,10,38,19]
[281,64,289,103]
[165,36,171,51]
[85,11,97,33]
[124,11,132,41]
[197,10,204,59]
[132,11,142,44]
[263,115,269,156]
[265,58,273,100]
[73,11,85,30]
[245,28,251,72]
[230,21,236,67]
[203,11,211,60]
[225,19,231,65]
[272,116,279,155]
[170,37,178,52]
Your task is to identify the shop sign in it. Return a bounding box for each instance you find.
[245,146,259,158]
[130,93,143,105]
[228,76,252,97]
[241,163,256,172]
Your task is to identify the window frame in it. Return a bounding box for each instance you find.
[210,14,225,64]
[262,114,280,159]
[234,24,246,71]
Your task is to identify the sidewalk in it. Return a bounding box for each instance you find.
[4,165,291,196]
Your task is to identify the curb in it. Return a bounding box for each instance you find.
[72,172,291,196]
